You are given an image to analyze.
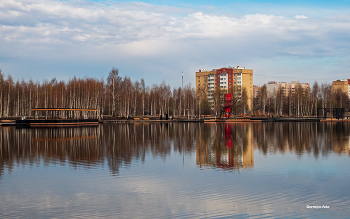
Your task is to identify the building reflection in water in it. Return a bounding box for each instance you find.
[0,122,350,178]
[196,123,254,171]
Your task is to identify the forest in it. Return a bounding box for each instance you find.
[0,68,197,119]
[0,68,348,119]
[254,83,349,117]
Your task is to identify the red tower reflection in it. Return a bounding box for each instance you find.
[214,123,234,169]
[225,123,232,148]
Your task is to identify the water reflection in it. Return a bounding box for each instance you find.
[0,126,102,178]
[196,123,254,170]
[0,123,200,178]
[103,123,197,175]
[254,122,350,157]
[0,122,349,178]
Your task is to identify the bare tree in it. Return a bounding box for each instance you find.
[107,68,121,116]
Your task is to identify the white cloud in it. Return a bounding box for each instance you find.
[1,0,350,86]
[295,15,308,19]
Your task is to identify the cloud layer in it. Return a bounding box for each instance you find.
[1,0,350,86]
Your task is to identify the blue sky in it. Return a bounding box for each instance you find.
[93,0,350,7]
[1,0,350,87]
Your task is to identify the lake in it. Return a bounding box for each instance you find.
[0,122,350,218]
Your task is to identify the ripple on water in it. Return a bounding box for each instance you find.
[1,123,350,218]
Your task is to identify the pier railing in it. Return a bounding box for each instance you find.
[31,108,98,120]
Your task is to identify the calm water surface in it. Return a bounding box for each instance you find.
[1,122,350,218]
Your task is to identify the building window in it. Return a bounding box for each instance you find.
[234,82,236,84]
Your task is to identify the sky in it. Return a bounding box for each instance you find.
[1,0,350,87]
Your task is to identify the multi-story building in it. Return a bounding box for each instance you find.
[265,81,310,97]
[332,79,350,97]
[253,85,259,99]
[266,81,277,97]
[196,66,253,110]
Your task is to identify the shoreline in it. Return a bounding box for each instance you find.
[1,117,349,126]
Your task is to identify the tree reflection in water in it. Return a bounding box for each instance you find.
[253,122,350,158]
[0,122,349,178]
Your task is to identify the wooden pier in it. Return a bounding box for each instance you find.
[15,108,99,127]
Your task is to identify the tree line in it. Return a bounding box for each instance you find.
[253,82,349,117]
[0,67,347,118]
[198,81,349,117]
[0,68,196,119]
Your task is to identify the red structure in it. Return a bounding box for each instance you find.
[221,93,232,118]
[225,123,233,148]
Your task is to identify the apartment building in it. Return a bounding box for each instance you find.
[253,85,259,99]
[196,66,253,110]
[332,79,350,97]
[266,81,277,97]
[265,81,310,97]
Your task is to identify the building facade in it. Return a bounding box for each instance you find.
[332,79,350,97]
[265,81,310,97]
[266,81,277,98]
[253,85,259,99]
[196,66,253,110]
